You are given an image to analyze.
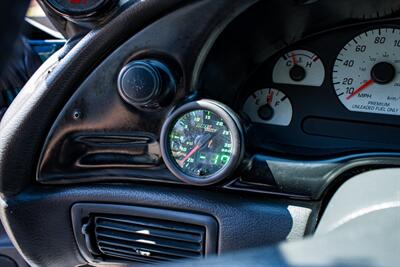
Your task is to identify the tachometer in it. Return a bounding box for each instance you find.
[333,27,400,116]
[161,100,244,186]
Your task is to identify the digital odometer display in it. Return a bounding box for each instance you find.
[168,109,233,178]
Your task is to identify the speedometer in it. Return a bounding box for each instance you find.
[161,100,244,186]
[333,27,400,116]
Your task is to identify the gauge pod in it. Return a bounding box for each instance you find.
[45,0,116,18]
[161,100,244,186]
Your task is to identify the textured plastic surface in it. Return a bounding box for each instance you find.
[71,203,218,264]
[1,185,313,267]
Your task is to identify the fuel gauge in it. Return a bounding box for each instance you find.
[242,88,293,126]
[273,49,325,87]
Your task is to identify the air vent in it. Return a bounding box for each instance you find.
[72,204,218,265]
[94,215,205,264]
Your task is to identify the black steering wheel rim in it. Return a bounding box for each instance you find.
[0,1,188,266]
[0,1,30,76]
[0,0,186,197]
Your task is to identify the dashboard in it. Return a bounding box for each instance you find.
[201,19,400,158]
[32,0,400,201]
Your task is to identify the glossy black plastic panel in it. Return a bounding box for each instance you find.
[37,0,257,186]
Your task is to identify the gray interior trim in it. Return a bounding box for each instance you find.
[165,168,400,267]
[316,168,400,235]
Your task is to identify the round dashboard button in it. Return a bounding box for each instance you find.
[118,60,176,109]
[118,61,161,105]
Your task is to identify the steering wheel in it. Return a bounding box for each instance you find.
[0,1,398,267]
[0,1,190,266]
[0,1,30,76]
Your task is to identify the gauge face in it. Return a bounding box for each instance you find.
[46,0,107,16]
[242,88,293,126]
[161,100,244,185]
[333,28,400,116]
[273,49,325,87]
[168,109,232,177]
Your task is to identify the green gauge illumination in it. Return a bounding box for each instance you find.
[161,100,244,186]
[169,109,232,177]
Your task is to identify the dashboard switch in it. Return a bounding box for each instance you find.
[118,60,175,109]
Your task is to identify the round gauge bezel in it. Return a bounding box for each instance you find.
[44,0,114,18]
[160,99,244,186]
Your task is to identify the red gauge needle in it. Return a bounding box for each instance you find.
[267,90,273,105]
[346,79,375,100]
[291,52,298,65]
[179,144,200,166]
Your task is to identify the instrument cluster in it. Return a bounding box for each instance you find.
[236,20,400,157]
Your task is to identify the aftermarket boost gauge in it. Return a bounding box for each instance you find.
[161,100,244,186]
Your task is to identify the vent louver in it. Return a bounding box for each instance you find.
[93,215,206,264]
[72,204,218,265]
